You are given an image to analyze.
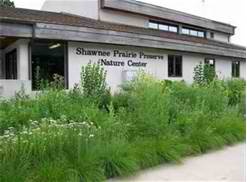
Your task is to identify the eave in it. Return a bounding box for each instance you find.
[101,0,236,35]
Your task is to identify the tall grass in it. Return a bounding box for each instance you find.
[0,75,245,181]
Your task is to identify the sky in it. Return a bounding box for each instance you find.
[13,0,247,47]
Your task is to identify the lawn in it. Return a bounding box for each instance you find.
[0,64,245,181]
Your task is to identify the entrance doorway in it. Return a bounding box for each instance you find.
[31,41,67,90]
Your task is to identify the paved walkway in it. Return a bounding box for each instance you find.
[109,143,245,182]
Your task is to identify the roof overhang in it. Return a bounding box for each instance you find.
[0,22,33,38]
[0,22,245,59]
[101,0,236,35]
[34,23,246,59]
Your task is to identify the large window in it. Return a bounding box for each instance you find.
[232,61,240,78]
[148,21,178,33]
[168,55,182,77]
[31,41,67,90]
[5,49,17,79]
[182,27,205,38]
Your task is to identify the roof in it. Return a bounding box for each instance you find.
[0,7,245,52]
[102,0,236,35]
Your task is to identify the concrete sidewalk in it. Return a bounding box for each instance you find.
[109,143,246,182]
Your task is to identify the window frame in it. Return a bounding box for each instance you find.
[198,31,205,37]
[168,25,178,33]
[30,40,68,90]
[168,55,183,77]
[148,21,158,29]
[158,24,169,31]
[181,27,206,38]
[232,60,240,78]
[182,28,190,35]
[148,20,178,33]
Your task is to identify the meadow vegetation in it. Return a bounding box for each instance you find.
[0,63,245,181]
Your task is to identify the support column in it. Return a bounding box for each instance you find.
[17,39,30,80]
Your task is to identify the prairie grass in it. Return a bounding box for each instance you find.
[0,76,245,181]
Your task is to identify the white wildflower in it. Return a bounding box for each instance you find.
[4,130,10,135]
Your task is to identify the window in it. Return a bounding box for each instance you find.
[205,58,215,70]
[148,22,158,29]
[159,24,168,31]
[5,49,17,79]
[169,26,178,32]
[198,31,205,37]
[182,27,205,38]
[190,30,198,36]
[31,41,67,90]
[148,21,178,33]
[232,61,240,77]
[168,55,182,77]
[182,28,189,35]
[210,32,214,39]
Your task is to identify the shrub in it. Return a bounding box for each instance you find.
[224,79,245,106]
[122,73,170,138]
[193,62,216,85]
[80,63,107,98]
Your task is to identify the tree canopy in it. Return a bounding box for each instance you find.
[0,0,15,8]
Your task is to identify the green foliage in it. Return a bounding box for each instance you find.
[193,62,216,85]
[0,0,14,8]
[193,62,204,85]
[80,63,111,111]
[0,70,245,181]
[224,79,245,106]
[80,63,107,98]
[203,64,216,84]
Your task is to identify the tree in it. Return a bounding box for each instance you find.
[0,0,15,8]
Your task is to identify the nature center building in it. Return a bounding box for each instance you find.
[0,0,246,97]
